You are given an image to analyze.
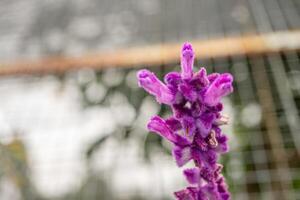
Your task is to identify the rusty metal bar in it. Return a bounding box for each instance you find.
[0,30,299,76]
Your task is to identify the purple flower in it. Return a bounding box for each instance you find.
[183,168,201,185]
[137,42,233,200]
[203,73,233,106]
[196,113,216,138]
[191,68,210,88]
[174,187,200,200]
[165,117,182,131]
[181,42,195,80]
[182,116,196,139]
[165,72,182,88]
[172,145,193,167]
[179,82,198,102]
[148,116,191,146]
[137,69,175,104]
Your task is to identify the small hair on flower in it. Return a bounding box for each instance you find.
[137,42,233,200]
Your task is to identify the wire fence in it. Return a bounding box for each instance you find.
[0,0,299,200]
[0,52,299,200]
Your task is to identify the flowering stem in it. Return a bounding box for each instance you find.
[137,42,233,200]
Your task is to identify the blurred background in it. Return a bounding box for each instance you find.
[0,0,299,199]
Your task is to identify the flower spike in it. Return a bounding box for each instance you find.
[137,42,233,199]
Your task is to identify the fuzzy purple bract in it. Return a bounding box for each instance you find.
[137,42,233,200]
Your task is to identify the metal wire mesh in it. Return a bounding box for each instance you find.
[0,0,299,200]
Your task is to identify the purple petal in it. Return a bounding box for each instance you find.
[197,188,209,200]
[215,103,224,112]
[172,134,193,146]
[192,148,218,168]
[203,150,218,167]
[220,193,230,200]
[174,189,192,200]
[200,167,215,182]
[216,135,229,153]
[166,117,182,131]
[208,103,223,112]
[172,145,192,167]
[203,183,220,200]
[181,42,195,80]
[174,187,198,200]
[215,177,230,200]
[182,116,196,139]
[183,168,201,185]
[203,73,233,106]
[213,126,222,137]
[164,72,182,87]
[147,116,190,146]
[207,73,220,83]
[147,116,173,139]
[179,83,198,102]
[195,134,209,151]
[137,69,175,104]
[196,113,216,138]
[172,104,191,119]
[192,67,210,88]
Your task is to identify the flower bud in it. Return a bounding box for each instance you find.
[181,42,195,80]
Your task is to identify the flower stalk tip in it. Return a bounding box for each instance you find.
[181,42,195,80]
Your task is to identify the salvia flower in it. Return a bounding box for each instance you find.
[137,42,233,200]
[137,69,175,104]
